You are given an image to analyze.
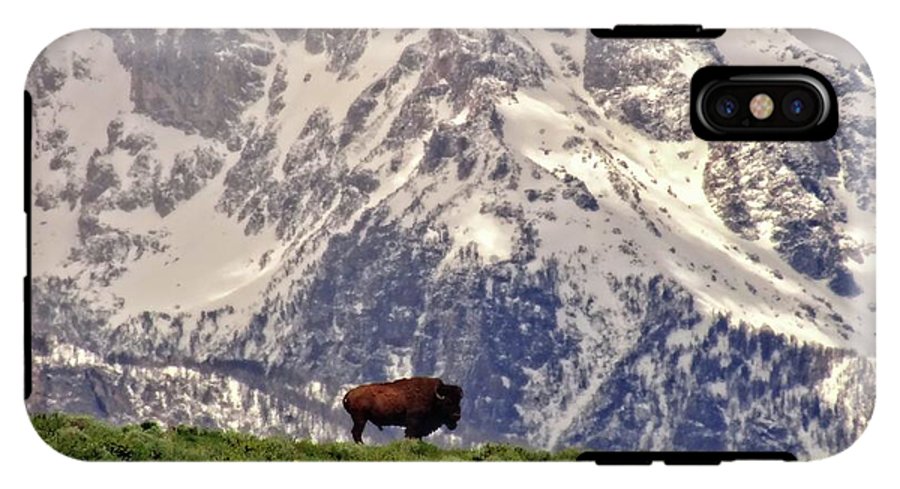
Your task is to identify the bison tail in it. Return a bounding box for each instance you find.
[341,392,351,412]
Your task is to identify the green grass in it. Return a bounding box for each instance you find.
[30,413,581,461]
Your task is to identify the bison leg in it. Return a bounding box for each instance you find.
[403,418,426,440]
[350,415,367,444]
[405,417,441,440]
[404,425,423,440]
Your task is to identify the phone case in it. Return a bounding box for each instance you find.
[26,28,875,462]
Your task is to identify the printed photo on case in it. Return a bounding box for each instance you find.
[26,28,874,461]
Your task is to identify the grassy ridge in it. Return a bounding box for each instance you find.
[30,413,580,461]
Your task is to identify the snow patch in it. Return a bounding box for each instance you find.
[448,212,514,263]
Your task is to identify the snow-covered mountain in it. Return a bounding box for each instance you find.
[26,29,875,459]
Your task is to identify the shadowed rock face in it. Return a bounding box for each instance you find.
[304,29,370,80]
[557,277,873,454]
[29,56,67,101]
[104,29,275,142]
[27,29,875,458]
[704,140,865,298]
[583,37,723,142]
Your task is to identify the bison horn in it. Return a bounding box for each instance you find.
[435,390,446,400]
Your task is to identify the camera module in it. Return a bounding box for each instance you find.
[691,66,837,141]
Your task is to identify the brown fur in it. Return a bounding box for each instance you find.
[342,377,463,444]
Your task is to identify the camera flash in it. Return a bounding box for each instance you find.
[750,93,774,120]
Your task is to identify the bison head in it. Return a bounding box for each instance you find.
[434,383,463,430]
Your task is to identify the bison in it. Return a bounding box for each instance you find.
[342,377,463,444]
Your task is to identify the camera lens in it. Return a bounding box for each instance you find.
[782,90,816,122]
[715,96,739,119]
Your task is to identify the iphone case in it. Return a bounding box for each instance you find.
[25,28,875,462]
